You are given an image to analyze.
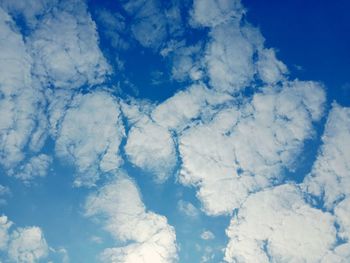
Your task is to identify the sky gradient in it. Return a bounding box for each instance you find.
[0,0,349,262]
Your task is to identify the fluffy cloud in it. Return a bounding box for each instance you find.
[28,0,110,89]
[55,91,124,187]
[304,104,350,209]
[190,0,288,93]
[178,80,325,215]
[0,7,48,171]
[120,0,182,50]
[0,215,49,263]
[257,48,288,84]
[224,184,337,263]
[125,117,177,182]
[205,22,259,93]
[151,84,232,132]
[0,0,57,27]
[190,0,244,28]
[0,215,11,250]
[10,154,52,182]
[85,173,178,262]
[8,226,49,263]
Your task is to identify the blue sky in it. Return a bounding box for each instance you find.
[0,0,349,263]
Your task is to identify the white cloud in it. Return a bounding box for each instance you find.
[177,200,199,218]
[0,215,11,250]
[321,243,350,263]
[304,103,350,209]
[257,48,288,84]
[204,22,262,93]
[178,80,325,215]
[0,0,57,27]
[125,117,177,182]
[28,0,110,89]
[224,184,337,263]
[200,231,215,241]
[120,0,183,50]
[0,7,48,171]
[0,215,49,263]
[55,91,124,187]
[8,226,49,263]
[334,198,350,241]
[85,173,178,263]
[190,0,244,28]
[10,154,52,182]
[94,9,130,51]
[152,83,232,132]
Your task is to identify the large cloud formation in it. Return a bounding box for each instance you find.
[0,0,349,262]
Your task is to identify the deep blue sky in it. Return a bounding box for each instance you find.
[244,0,350,106]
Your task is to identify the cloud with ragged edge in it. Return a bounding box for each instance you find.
[0,0,349,262]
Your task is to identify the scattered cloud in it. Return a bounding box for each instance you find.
[200,230,215,240]
[177,200,200,218]
[85,172,178,262]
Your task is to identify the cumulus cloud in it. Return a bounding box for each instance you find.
[0,215,49,263]
[85,173,178,262]
[8,226,49,263]
[0,0,57,27]
[125,117,177,182]
[190,0,244,28]
[304,104,350,209]
[55,91,124,187]
[10,154,52,182]
[0,215,11,250]
[120,0,183,50]
[178,80,325,215]
[302,104,350,254]
[151,83,232,132]
[224,184,337,263]
[205,22,259,93]
[28,0,110,89]
[0,7,48,171]
[257,48,288,84]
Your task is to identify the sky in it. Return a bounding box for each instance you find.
[0,0,349,263]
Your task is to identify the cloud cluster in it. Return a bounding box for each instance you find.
[0,215,49,263]
[178,80,325,215]
[0,6,48,174]
[85,173,178,262]
[224,104,350,262]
